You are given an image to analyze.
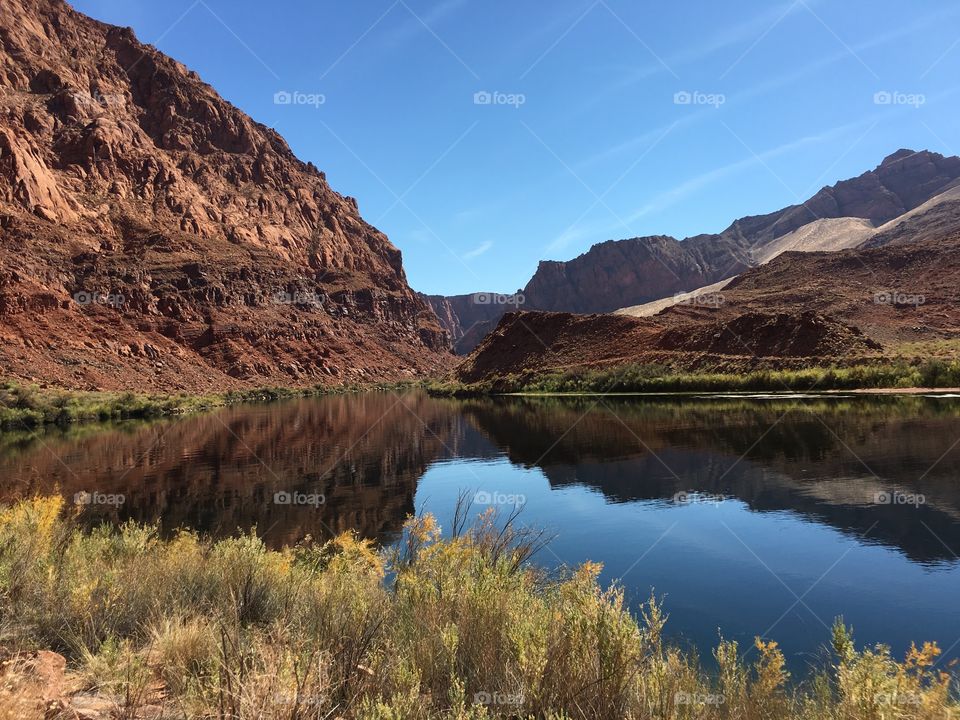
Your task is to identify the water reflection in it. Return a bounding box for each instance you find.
[1,393,959,565]
[0,393,452,546]
[461,395,960,565]
[4,391,960,668]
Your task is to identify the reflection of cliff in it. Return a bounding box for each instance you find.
[459,396,960,564]
[0,392,461,547]
[2,392,959,562]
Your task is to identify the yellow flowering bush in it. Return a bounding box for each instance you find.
[0,498,956,719]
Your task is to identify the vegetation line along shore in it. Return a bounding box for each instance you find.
[430,360,960,397]
[5,357,960,431]
[0,380,421,430]
[0,496,954,719]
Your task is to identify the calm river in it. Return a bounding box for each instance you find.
[2,390,959,674]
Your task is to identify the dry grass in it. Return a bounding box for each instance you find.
[0,496,956,719]
[894,339,960,360]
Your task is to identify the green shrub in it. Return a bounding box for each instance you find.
[431,360,960,396]
[0,380,423,430]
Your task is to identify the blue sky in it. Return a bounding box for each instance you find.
[72,0,960,295]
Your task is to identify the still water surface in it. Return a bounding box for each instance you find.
[2,390,959,673]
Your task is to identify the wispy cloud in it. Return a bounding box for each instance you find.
[579,4,960,172]
[406,229,433,245]
[545,225,596,255]
[551,118,868,256]
[378,0,469,51]
[625,121,866,224]
[571,0,817,117]
[637,0,816,83]
[453,207,486,224]
[463,240,493,260]
[635,82,960,226]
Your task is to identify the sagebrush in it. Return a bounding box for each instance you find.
[0,497,955,719]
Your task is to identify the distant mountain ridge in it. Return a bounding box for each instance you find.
[433,149,960,353]
[456,230,960,387]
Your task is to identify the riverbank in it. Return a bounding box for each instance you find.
[429,359,960,397]
[0,380,421,430]
[6,360,958,431]
[0,496,954,720]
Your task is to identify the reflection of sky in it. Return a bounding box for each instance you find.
[414,456,960,674]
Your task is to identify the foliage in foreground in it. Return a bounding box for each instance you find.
[0,497,956,719]
[431,360,960,397]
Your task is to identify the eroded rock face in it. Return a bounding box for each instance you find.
[0,0,451,391]
[521,234,751,315]
[773,149,960,233]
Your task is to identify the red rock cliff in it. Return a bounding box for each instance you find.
[0,0,451,391]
